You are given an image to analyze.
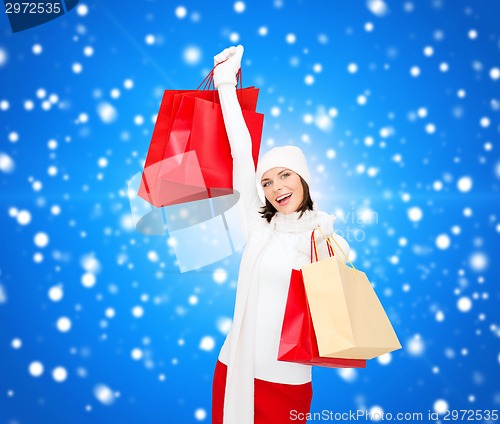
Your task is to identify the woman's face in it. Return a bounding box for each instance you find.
[261,167,304,214]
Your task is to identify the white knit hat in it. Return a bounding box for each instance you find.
[256,145,311,186]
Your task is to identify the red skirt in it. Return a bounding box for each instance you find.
[212,360,312,424]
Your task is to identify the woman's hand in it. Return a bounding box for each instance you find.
[213,45,244,88]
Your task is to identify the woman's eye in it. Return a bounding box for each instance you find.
[262,181,270,188]
[281,172,290,178]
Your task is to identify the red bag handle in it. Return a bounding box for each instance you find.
[310,230,319,263]
[197,67,243,90]
[197,66,244,105]
[310,227,334,263]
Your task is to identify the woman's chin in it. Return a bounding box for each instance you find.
[276,203,298,214]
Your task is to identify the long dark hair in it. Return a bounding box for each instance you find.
[259,176,314,223]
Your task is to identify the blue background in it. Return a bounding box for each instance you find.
[0,0,499,423]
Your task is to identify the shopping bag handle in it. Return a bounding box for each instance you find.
[197,67,243,91]
[197,66,245,105]
[310,227,334,263]
[316,226,356,270]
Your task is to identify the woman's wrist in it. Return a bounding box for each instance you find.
[214,72,238,88]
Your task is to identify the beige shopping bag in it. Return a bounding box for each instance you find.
[301,228,402,360]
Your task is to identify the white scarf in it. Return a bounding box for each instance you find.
[223,205,336,423]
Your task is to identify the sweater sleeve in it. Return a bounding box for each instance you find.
[218,83,263,241]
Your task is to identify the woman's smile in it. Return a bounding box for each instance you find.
[276,193,292,205]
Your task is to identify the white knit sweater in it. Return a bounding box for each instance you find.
[216,83,351,424]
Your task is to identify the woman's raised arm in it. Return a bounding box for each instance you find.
[214,45,262,240]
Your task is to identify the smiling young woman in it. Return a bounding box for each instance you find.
[211,45,351,424]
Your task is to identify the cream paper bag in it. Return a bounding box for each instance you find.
[301,228,402,360]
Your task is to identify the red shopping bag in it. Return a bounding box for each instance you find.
[278,269,366,368]
[164,88,260,165]
[189,96,263,190]
[137,88,189,205]
[153,94,263,206]
[138,71,262,207]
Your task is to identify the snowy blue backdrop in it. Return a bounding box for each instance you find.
[1,0,499,423]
